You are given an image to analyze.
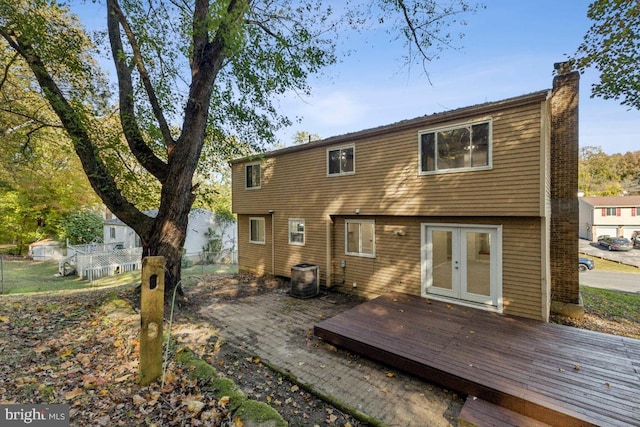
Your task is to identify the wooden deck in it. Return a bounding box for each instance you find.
[314,292,640,427]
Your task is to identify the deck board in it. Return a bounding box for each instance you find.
[314,292,640,427]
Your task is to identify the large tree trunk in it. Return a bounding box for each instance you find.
[145,163,197,301]
[145,219,188,302]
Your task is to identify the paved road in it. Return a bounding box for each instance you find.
[580,270,640,293]
[579,239,640,268]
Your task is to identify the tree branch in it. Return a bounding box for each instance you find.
[0,51,19,92]
[0,26,153,238]
[108,0,176,152]
[106,0,169,182]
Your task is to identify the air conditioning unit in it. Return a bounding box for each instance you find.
[290,263,320,299]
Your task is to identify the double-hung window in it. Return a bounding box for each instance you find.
[419,120,491,174]
[245,162,261,189]
[603,207,619,216]
[327,145,355,176]
[345,220,375,257]
[288,219,305,245]
[249,217,265,244]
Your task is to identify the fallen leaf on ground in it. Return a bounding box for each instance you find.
[64,388,83,400]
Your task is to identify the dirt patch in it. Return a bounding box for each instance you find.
[168,274,374,426]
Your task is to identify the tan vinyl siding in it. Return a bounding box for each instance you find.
[232,92,551,320]
[329,216,544,320]
[233,101,546,218]
[237,214,272,275]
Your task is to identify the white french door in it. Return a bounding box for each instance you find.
[422,224,501,310]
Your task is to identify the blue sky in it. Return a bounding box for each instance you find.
[74,1,637,155]
[275,0,638,154]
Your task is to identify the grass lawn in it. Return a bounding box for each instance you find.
[0,258,237,295]
[581,254,640,273]
[580,285,640,320]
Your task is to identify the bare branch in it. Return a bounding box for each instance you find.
[106,0,169,182]
[108,0,175,150]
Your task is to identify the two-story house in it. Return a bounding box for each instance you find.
[231,66,579,321]
[579,195,640,241]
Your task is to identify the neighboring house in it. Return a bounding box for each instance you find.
[28,239,65,261]
[231,66,580,321]
[579,196,640,240]
[103,208,237,262]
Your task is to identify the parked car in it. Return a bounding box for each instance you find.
[578,257,594,272]
[631,231,640,247]
[597,235,633,251]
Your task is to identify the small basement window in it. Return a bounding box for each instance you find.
[249,217,265,244]
[288,219,305,245]
[345,220,375,257]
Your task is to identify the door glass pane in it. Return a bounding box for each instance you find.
[432,230,453,290]
[466,232,490,296]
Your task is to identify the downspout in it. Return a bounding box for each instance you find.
[326,217,332,288]
[269,210,275,275]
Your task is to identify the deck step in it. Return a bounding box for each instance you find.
[459,396,553,427]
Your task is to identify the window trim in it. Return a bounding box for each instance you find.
[249,217,266,244]
[327,144,356,177]
[345,219,375,258]
[245,162,262,190]
[602,207,620,217]
[418,119,493,175]
[288,218,305,246]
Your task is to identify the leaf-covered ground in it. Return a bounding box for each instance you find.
[1,274,638,426]
[0,276,368,426]
[0,290,242,426]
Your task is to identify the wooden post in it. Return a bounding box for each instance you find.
[139,256,164,385]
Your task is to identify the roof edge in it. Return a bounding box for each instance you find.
[231,89,550,164]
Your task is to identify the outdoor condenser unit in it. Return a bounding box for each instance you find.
[290,263,320,299]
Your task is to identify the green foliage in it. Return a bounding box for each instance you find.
[202,213,235,262]
[0,0,481,294]
[579,146,640,196]
[573,0,640,109]
[292,131,321,145]
[58,209,103,244]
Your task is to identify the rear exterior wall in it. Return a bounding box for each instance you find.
[233,96,549,320]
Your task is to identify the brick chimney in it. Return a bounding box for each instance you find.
[550,62,580,306]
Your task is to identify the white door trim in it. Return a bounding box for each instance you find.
[421,222,503,313]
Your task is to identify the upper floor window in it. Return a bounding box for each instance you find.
[110,227,116,239]
[602,207,620,216]
[419,120,491,174]
[345,220,375,257]
[327,145,355,176]
[288,219,305,245]
[245,162,261,189]
[249,217,265,244]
